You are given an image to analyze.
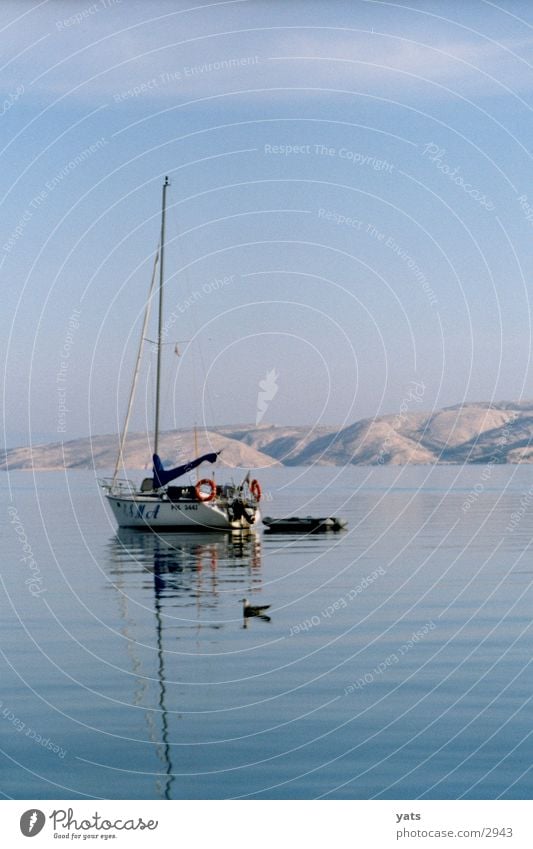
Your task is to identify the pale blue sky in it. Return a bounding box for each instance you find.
[2,0,533,447]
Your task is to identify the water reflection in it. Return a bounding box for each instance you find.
[109,529,261,591]
[106,529,263,798]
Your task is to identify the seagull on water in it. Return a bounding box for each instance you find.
[240,598,271,618]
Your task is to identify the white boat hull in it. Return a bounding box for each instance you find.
[105,492,260,531]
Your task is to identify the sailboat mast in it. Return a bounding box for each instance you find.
[154,176,169,458]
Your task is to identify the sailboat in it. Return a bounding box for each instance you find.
[100,177,262,531]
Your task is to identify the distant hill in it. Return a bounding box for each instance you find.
[3,401,533,470]
[222,402,533,465]
[1,430,281,473]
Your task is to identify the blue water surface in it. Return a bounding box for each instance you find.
[1,465,532,799]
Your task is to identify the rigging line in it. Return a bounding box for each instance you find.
[145,356,155,469]
[189,298,218,434]
[161,350,175,445]
[165,193,193,453]
[113,248,159,485]
[164,192,215,454]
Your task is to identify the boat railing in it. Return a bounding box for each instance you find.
[99,477,137,496]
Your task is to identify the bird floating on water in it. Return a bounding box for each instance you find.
[241,598,271,618]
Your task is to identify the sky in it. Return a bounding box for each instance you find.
[2,0,533,448]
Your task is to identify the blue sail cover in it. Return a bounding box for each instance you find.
[152,452,219,488]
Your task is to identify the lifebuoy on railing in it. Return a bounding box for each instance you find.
[196,479,216,502]
[250,479,262,502]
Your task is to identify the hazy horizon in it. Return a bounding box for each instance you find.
[5,393,533,451]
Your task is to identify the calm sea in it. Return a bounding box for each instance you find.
[2,465,532,800]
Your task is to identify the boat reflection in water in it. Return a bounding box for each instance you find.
[106,529,263,799]
[110,528,262,599]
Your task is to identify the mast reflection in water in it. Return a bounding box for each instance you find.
[106,530,263,799]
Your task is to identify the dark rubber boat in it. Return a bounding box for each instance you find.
[262,516,347,533]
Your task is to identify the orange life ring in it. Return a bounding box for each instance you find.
[250,479,262,501]
[196,479,216,502]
